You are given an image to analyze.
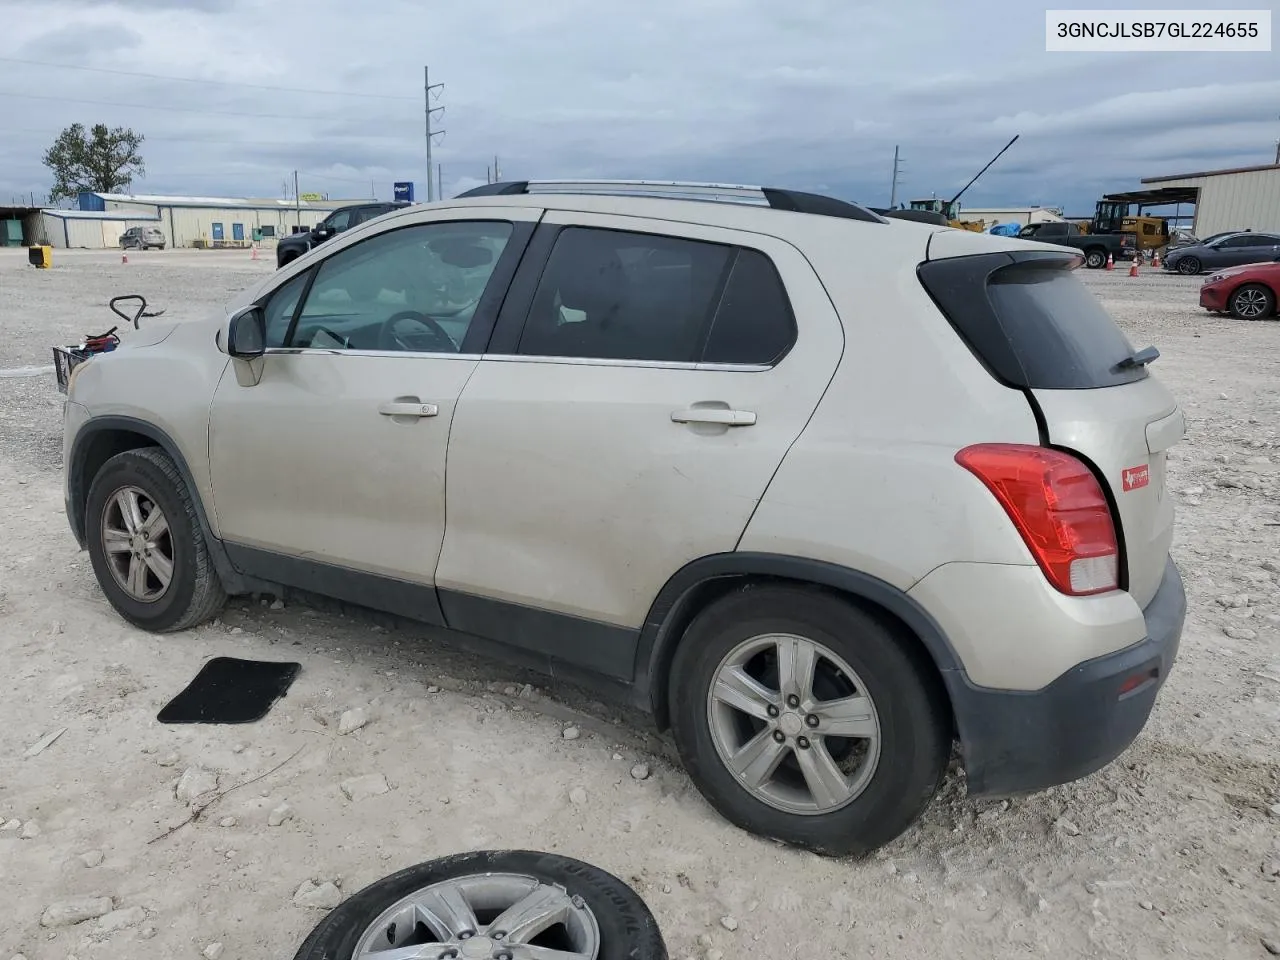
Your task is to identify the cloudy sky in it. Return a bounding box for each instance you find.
[1,0,1276,215]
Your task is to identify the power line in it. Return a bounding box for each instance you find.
[8,126,417,148]
[0,55,418,101]
[0,89,413,121]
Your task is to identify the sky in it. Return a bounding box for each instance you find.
[0,0,1277,216]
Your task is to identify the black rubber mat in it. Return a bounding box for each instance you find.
[158,657,301,724]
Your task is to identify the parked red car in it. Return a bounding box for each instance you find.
[1199,260,1280,320]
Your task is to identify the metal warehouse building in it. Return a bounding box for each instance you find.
[1130,162,1280,238]
[40,208,163,249]
[73,191,371,249]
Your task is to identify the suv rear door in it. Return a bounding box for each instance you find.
[433,213,844,678]
[920,238,1183,607]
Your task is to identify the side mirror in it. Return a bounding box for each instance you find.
[313,225,331,241]
[227,305,266,359]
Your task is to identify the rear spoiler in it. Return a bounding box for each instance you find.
[870,208,951,227]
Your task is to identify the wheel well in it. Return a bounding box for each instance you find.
[647,573,957,738]
[69,429,160,541]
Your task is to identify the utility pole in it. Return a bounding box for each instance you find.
[437,163,442,202]
[424,66,445,202]
[889,146,903,209]
[494,155,501,182]
[294,170,300,229]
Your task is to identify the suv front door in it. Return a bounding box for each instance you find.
[208,210,536,620]
[433,213,844,677]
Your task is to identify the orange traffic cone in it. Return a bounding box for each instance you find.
[1152,249,1161,269]
[1129,259,1139,278]
[1105,252,1114,271]
[250,245,259,261]
[121,253,128,264]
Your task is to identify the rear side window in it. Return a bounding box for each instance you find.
[701,249,796,365]
[517,227,729,363]
[919,252,1147,390]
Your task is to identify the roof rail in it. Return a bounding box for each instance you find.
[455,179,887,225]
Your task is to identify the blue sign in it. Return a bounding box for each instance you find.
[394,181,415,202]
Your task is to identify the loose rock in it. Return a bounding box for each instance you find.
[78,850,105,869]
[270,598,285,610]
[340,774,389,802]
[1139,900,1154,911]
[293,880,343,910]
[1224,626,1257,640]
[426,686,441,694]
[1262,939,1280,957]
[97,906,146,933]
[219,816,237,828]
[40,897,114,928]
[338,708,369,735]
[569,787,588,806]
[720,916,739,932]
[175,766,218,804]
[1216,594,1250,608]
[19,820,41,839]
[157,754,179,768]
[139,926,158,940]
[1056,817,1081,837]
[0,818,19,831]
[630,763,651,781]
[268,802,295,827]
[562,726,581,741]
[203,942,225,960]
[1269,804,1280,819]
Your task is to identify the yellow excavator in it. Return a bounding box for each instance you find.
[907,198,986,232]
[1072,200,1169,252]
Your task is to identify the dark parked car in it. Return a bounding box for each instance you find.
[1198,260,1280,320]
[1017,221,1137,269]
[1162,232,1280,275]
[275,201,410,268]
[120,226,166,250]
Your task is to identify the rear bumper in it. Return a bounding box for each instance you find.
[954,557,1185,796]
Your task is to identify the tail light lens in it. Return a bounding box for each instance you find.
[955,444,1119,596]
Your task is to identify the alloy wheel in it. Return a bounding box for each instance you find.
[1232,287,1270,319]
[706,633,882,815]
[351,873,601,960]
[101,485,174,603]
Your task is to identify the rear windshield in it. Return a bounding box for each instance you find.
[918,252,1147,390]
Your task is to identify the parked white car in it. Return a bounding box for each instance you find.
[61,180,1186,855]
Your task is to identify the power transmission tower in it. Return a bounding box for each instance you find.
[424,66,445,202]
[889,145,904,209]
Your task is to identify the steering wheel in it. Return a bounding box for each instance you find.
[376,310,457,353]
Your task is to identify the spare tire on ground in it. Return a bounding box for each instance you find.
[292,849,668,960]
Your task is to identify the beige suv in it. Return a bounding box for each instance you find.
[61,180,1186,855]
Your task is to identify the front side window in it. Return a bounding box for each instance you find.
[287,220,512,353]
[325,210,351,232]
[263,270,310,348]
[516,227,732,363]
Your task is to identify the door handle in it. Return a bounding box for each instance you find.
[671,408,756,426]
[378,400,438,418]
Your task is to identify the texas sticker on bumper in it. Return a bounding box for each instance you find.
[1122,464,1150,492]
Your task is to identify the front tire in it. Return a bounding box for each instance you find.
[669,586,950,857]
[1229,283,1275,321]
[292,851,668,960]
[85,447,226,632]
[1084,249,1107,269]
[1177,256,1201,275]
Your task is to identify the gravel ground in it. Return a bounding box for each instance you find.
[1,248,1279,960]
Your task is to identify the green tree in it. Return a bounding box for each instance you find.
[42,123,145,202]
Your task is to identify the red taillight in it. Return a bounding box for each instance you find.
[955,443,1119,596]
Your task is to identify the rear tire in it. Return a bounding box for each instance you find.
[85,447,226,632]
[1084,249,1106,269]
[668,586,950,856]
[1228,283,1275,321]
